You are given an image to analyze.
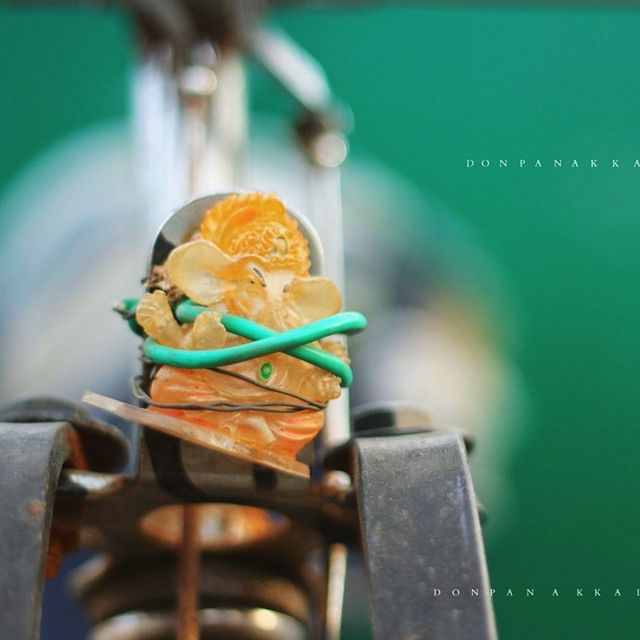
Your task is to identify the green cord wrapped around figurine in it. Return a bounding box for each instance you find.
[129,193,365,462]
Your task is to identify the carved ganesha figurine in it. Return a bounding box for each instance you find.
[135,193,349,460]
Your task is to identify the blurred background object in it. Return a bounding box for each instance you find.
[0,3,639,640]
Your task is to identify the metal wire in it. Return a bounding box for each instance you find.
[131,368,326,413]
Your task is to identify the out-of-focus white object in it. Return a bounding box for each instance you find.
[0,124,143,403]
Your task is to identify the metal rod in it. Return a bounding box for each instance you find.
[180,46,247,197]
[177,505,201,640]
[325,543,348,640]
[134,43,247,242]
[305,155,350,449]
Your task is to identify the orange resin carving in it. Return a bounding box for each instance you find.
[135,193,348,461]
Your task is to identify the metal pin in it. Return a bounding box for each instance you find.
[177,505,201,640]
[325,543,348,640]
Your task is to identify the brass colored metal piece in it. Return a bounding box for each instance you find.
[139,503,289,551]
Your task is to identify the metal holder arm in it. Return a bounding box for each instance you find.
[355,432,497,640]
[0,423,71,640]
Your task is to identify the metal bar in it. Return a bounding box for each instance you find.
[0,422,71,640]
[355,432,497,640]
[305,156,350,450]
[252,27,333,114]
[134,44,247,241]
[177,505,201,640]
[325,543,348,640]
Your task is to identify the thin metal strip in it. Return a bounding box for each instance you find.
[83,392,310,478]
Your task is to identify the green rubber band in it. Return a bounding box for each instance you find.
[143,308,366,387]
[173,299,365,387]
[122,297,366,387]
[117,297,145,337]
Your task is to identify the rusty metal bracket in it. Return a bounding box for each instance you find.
[0,422,71,640]
[0,397,130,474]
[354,432,497,640]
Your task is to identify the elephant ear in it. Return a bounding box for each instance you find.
[165,240,235,306]
[286,276,342,324]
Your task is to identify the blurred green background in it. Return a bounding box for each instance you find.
[1,4,640,639]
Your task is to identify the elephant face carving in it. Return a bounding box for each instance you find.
[134,192,350,461]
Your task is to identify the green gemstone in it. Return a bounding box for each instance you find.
[259,361,273,381]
